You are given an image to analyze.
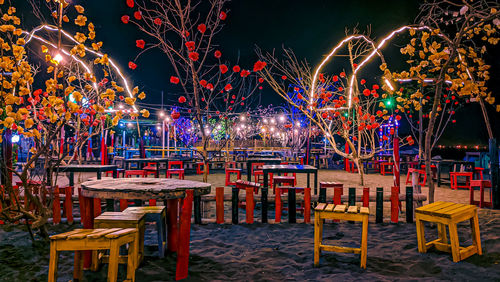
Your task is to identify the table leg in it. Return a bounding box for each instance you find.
[288,188,296,223]
[69,172,74,187]
[97,171,101,180]
[307,173,310,190]
[262,172,268,223]
[106,199,115,212]
[176,190,194,281]
[82,196,94,269]
[314,171,318,196]
[247,161,251,181]
[166,199,179,253]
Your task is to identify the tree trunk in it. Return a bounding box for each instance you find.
[356,159,365,186]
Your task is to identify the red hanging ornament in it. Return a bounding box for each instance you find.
[134,11,142,20]
[232,65,240,72]
[178,96,186,103]
[128,61,137,70]
[214,50,222,58]
[240,70,250,77]
[170,76,180,84]
[258,77,264,83]
[188,52,199,61]
[121,15,130,24]
[219,11,227,20]
[253,61,267,72]
[154,18,162,25]
[219,64,228,74]
[136,39,145,49]
[126,0,134,8]
[197,23,206,33]
[224,84,232,92]
[171,111,180,120]
[185,41,195,51]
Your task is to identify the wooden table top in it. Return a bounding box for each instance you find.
[57,165,118,172]
[81,178,211,200]
[262,164,317,172]
[415,201,476,219]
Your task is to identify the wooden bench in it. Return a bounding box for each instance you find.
[49,228,138,282]
[314,203,369,268]
[123,206,166,258]
[93,212,145,270]
[415,201,482,262]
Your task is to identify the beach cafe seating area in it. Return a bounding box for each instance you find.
[6,146,493,281]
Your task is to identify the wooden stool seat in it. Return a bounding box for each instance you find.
[225,168,242,186]
[124,206,167,258]
[415,201,482,262]
[49,228,139,282]
[314,203,369,268]
[125,170,145,178]
[93,212,146,269]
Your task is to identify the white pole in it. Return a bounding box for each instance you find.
[122,130,126,157]
[167,124,170,157]
[162,120,165,157]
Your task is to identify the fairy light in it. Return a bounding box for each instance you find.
[23,25,138,111]
[53,53,63,64]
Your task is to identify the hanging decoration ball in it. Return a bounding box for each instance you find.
[171,111,180,120]
[178,96,186,103]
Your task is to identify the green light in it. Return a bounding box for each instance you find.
[343,112,348,117]
[385,98,394,108]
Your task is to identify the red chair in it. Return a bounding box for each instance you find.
[470,180,492,208]
[450,171,473,190]
[405,168,427,186]
[167,169,185,179]
[225,168,242,186]
[125,170,145,178]
[272,176,295,194]
[473,167,484,180]
[143,162,158,178]
[168,161,184,169]
[380,162,394,176]
[196,162,209,175]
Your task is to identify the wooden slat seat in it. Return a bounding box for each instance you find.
[415,201,482,262]
[49,228,139,282]
[314,203,369,268]
[93,212,146,270]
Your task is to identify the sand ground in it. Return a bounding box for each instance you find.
[1,169,498,281]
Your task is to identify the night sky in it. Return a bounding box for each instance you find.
[20,0,500,145]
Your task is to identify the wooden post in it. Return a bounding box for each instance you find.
[406,186,413,223]
[362,187,370,208]
[275,187,282,223]
[81,193,94,269]
[261,187,268,223]
[194,195,201,224]
[52,187,61,224]
[175,190,193,280]
[232,187,239,224]
[333,187,342,223]
[319,186,326,203]
[93,198,101,218]
[489,138,499,209]
[348,187,356,206]
[376,187,383,223]
[304,187,311,223]
[65,187,73,224]
[344,143,350,172]
[216,187,224,224]
[288,188,296,223]
[166,199,178,253]
[119,199,128,211]
[245,187,254,224]
[391,186,399,224]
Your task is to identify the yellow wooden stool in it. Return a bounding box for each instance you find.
[415,201,482,262]
[93,212,146,270]
[314,203,369,268]
[48,228,138,282]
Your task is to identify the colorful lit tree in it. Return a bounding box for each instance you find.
[0,0,146,237]
[389,0,500,203]
[124,0,261,181]
[256,42,414,185]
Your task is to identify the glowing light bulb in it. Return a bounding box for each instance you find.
[53,53,63,64]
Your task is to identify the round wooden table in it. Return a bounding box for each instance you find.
[80,178,211,280]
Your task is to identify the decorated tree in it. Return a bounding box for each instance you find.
[389,0,500,203]
[0,0,146,237]
[256,41,414,185]
[124,0,261,181]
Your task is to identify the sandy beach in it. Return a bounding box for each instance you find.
[1,170,499,281]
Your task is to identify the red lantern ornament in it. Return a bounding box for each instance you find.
[197,23,206,33]
[360,79,366,85]
[253,60,267,72]
[372,84,380,90]
[170,76,180,84]
[332,75,338,82]
[232,65,241,72]
[185,41,195,51]
[128,61,137,70]
[281,75,287,80]
[188,52,199,61]
[171,111,180,120]
[199,79,207,87]
[258,77,264,83]
[219,11,227,20]
[136,39,145,49]
[134,11,142,20]
[340,72,346,78]
[154,18,162,25]
[126,0,134,8]
[224,84,232,92]
[363,89,371,96]
[395,115,401,121]
[240,70,250,78]
[214,50,222,58]
[219,64,228,74]
[121,15,130,24]
[178,96,186,103]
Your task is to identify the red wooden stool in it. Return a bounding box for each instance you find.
[225,168,242,186]
[168,160,184,169]
[405,168,427,186]
[275,186,310,223]
[380,162,394,176]
[470,180,492,208]
[449,171,473,190]
[105,168,125,178]
[235,180,261,221]
[251,162,265,183]
[143,162,159,178]
[167,169,185,179]
[280,162,297,185]
[272,176,295,194]
[473,167,484,180]
[421,165,437,180]
[125,170,145,178]
[196,162,208,175]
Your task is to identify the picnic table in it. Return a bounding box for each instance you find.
[428,159,475,187]
[246,157,282,181]
[80,178,211,280]
[55,164,118,186]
